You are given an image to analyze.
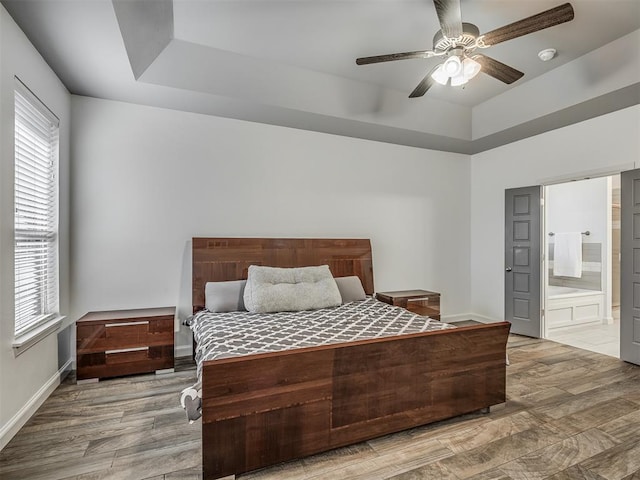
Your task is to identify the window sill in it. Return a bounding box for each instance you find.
[13,316,64,356]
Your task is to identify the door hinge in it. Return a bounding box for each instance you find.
[540,198,544,206]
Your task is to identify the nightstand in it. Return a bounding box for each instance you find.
[376,290,441,320]
[76,307,175,381]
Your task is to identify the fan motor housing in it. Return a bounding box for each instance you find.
[433,22,480,51]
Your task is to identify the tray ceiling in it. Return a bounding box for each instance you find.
[2,0,639,153]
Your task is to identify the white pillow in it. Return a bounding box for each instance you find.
[334,276,367,303]
[243,265,342,313]
[205,280,247,312]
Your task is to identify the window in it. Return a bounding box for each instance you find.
[14,79,60,337]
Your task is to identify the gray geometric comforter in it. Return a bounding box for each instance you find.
[180,297,455,422]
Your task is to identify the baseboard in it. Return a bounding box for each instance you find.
[59,357,73,377]
[60,358,73,382]
[441,313,475,323]
[470,313,502,324]
[0,357,72,451]
[442,313,502,324]
[175,344,192,358]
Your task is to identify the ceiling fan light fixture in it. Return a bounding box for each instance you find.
[431,64,450,85]
[357,2,575,98]
[463,57,481,80]
[436,56,481,87]
[450,72,468,87]
[442,55,462,76]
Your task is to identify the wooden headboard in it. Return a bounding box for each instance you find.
[192,238,374,313]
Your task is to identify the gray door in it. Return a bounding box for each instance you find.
[620,168,640,365]
[505,186,542,337]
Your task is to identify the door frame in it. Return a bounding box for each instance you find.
[543,177,617,339]
[541,190,548,338]
[538,167,632,345]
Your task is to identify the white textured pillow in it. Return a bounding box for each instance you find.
[244,265,342,313]
[335,276,367,303]
[205,280,246,312]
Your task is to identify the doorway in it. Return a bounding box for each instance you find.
[543,175,621,358]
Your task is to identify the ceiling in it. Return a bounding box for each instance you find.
[3,0,640,153]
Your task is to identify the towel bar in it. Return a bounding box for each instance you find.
[548,231,590,236]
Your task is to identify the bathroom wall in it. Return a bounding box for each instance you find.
[548,243,602,290]
[545,177,609,298]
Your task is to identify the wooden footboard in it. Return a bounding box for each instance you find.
[201,321,511,479]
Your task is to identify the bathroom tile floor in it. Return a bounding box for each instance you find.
[547,307,620,358]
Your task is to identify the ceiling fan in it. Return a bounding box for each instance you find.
[356,1,574,98]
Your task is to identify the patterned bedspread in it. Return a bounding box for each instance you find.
[180,297,455,422]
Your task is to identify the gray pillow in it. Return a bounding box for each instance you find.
[205,280,246,312]
[244,265,342,313]
[335,276,367,303]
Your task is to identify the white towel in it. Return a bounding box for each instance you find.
[553,232,582,278]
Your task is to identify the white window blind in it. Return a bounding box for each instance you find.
[14,79,60,336]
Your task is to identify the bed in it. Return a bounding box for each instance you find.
[190,237,510,480]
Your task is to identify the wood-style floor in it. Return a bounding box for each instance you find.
[1,334,640,480]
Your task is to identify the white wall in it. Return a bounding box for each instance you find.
[70,96,471,353]
[0,5,70,449]
[470,105,640,322]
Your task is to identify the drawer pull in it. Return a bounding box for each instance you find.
[407,297,434,302]
[105,320,149,328]
[105,346,149,355]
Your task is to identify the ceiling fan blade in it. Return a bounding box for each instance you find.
[356,50,434,65]
[475,55,524,84]
[481,3,574,47]
[433,0,463,39]
[408,65,440,98]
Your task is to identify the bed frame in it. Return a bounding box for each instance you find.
[192,237,510,480]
